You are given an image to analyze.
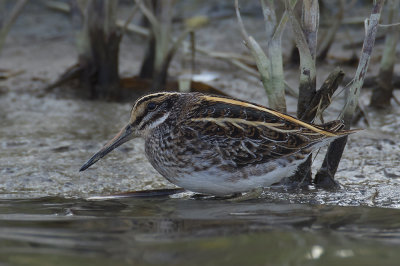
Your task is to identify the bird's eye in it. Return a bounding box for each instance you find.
[147,102,157,111]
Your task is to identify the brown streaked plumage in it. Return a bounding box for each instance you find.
[80,92,358,195]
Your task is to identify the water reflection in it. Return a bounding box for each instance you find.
[1,197,400,265]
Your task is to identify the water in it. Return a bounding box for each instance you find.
[1,197,400,266]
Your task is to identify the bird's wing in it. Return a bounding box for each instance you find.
[180,96,342,166]
[179,96,343,167]
[181,118,329,167]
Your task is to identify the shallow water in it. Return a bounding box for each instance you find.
[1,196,400,266]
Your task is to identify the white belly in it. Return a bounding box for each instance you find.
[167,160,303,196]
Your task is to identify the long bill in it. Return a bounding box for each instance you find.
[79,124,135,172]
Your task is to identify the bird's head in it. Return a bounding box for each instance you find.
[79,92,180,171]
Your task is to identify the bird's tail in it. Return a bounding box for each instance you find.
[319,120,361,136]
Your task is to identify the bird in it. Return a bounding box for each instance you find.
[79,92,357,196]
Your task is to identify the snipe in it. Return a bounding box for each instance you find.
[80,92,356,196]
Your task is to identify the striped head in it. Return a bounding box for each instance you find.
[129,92,181,135]
[79,92,181,171]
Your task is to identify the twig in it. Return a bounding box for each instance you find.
[379,22,400,27]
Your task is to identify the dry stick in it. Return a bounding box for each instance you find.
[0,0,28,55]
[287,0,319,185]
[370,0,400,108]
[315,0,385,189]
